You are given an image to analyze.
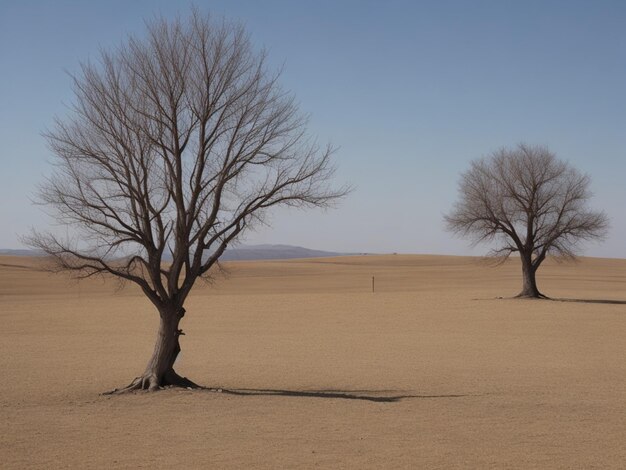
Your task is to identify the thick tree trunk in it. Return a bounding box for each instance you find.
[105,307,200,394]
[517,255,543,298]
[141,313,185,390]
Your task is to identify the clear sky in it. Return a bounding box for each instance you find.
[1,0,625,257]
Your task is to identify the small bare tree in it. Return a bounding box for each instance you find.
[445,144,608,298]
[27,11,347,392]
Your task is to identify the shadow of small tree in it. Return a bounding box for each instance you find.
[549,297,626,305]
[484,296,626,305]
[211,388,467,403]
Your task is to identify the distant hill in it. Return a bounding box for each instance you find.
[0,249,44,257]
[0,245,350,261]
[220,244,345,261]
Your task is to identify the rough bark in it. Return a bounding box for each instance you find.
[517,254,544,299]
[104,307,200,394]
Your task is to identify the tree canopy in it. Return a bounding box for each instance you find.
[445,144,608,297]
[28,10,347,391]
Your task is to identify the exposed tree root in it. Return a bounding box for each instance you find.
[164,370,201,389]
[102,370,201,395]
[514,292,549,299]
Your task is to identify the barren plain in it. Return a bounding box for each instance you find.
[1,254,625,468]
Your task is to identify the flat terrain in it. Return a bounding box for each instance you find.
[1,254,625,468]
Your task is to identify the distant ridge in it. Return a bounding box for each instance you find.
[0,245,351,261]
[220,244,346,261]
[0,249,44,257]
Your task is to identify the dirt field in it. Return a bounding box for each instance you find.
[1,254,625,468]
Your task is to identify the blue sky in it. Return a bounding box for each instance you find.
[1,0,625,257]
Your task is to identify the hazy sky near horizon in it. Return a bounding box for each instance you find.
[1,0,625,257]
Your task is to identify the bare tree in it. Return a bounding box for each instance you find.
[27,11,347,393]
[445,144,608,298]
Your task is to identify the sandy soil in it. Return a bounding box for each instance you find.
[1,254,625,468]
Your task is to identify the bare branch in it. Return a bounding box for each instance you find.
[28,10,348,309]
[445,143,609,297]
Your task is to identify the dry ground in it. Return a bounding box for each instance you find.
[1,254,625,468]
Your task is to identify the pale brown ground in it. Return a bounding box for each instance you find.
[1,254,625,469]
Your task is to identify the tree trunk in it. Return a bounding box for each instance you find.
[105,307,199,394]
[517,254,543,298]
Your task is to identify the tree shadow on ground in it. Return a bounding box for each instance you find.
[480,296,626,305]
[209,388,468,403]
[548,297,626,305]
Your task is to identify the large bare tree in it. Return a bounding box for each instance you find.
[27,11,347,392]
[445,144,608,298]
